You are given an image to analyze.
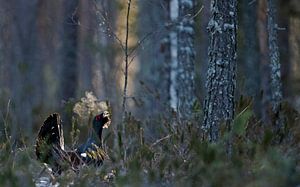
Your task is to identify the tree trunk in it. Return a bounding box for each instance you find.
[242,0,260,97]
[258,0,271,124]
[60,0,79,101]
[78,0,94,94]
[59,0,79,133]
[242,0,261,116]
[202,0,237,142]
[136,0,167,119]
[198,0,210,103]
[3,0,39,138]
[169,0,179,110]
[289,0,300,111]
[177,0,196,120]
[267,0,283,131]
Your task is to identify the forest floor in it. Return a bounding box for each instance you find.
[1,97,300,186]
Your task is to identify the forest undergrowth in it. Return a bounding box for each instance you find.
[1,95,300,186]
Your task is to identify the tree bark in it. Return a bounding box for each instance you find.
[267,0,283,131]
[177,0,196,120]
[258,0,271,124]
[202,0,237,142]
[169,0,179,110]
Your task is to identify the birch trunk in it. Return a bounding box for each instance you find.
[177,0,196,120]
[169,0,179,110]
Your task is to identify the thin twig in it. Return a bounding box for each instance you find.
[151,134,172,147]
[35,165,47,181]
[190,5,204,20]
[248,0,256,5]
[129,31,156,56]
[1,99,11,143]
[120,0,132,163]
[93,0,125,51]
[122,0,132,114]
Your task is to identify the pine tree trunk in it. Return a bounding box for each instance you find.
[258,0,271,125]
[177,0,196,120]
[202,0,237,142]
[267,0,283,131]
[242,0,261,116]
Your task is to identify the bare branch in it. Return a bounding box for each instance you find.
[151,134,172,147]
[122,0,132,114]
[93,0,125,51]
[129,31,156,56]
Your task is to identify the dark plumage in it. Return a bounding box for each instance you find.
[35,111,111,174]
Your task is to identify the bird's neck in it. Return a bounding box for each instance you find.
[89,127,102,146]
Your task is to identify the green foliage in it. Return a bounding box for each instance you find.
[233,107,253,136]
[1,97,300,186]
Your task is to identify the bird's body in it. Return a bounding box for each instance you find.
[35,111,111,174]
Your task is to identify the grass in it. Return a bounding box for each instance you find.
[1,96,300,186]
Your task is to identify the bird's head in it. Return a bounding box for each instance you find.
[93,111,111,137]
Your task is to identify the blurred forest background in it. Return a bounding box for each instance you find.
[1,0,300,186]
[0,0,299,141]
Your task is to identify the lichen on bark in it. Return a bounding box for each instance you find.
[202,0,237,142]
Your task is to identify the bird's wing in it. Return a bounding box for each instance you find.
[78,143,108,166]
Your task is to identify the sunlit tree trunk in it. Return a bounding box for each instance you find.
[278,0,290,100]
[169,0,179,110]
[289,0,300,110]
[177,0,196,120]
[160,0,172,111]
[202,0,237,142]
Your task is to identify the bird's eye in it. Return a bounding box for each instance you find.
[103,111,109,117]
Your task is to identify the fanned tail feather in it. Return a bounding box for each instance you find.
[35,113,66,173]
